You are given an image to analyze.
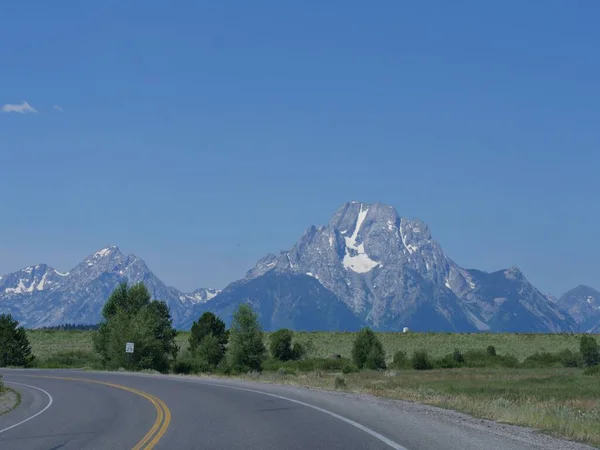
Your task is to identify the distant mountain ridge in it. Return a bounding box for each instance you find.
[0,202,596,332]
[0,246,219,328]
[557,285,600,333]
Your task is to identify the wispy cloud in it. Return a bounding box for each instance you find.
[53,105,64,112]
[1,101,38,114]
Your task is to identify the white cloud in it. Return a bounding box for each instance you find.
[53,105,64,112]
[1,101,38,114]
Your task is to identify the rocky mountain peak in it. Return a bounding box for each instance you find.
[504,266,525,281]
[232,201,578,332]
[0,263,63,296]
[0,246,217,328]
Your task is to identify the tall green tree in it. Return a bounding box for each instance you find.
[0,314,35,367]
[351,327,386,370]
[226,304,266,372]
[189,312,228,354]
[93,282,178,372]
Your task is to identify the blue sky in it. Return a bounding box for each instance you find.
[1,1,599,296]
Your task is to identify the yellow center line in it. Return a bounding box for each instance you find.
[13,374,170,450]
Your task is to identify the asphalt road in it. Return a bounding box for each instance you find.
[0,369,596,450]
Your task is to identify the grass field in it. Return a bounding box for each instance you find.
[27,329,584,363]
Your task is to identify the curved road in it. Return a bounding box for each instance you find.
[0,369,595,450]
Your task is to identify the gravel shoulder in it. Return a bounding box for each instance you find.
[0,388,20,416]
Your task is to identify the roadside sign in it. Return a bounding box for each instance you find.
[125,342,135,353]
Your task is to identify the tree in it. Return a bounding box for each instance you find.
[580,335,600,367]
[197,334,224,368]
[0,314,35,367]
[269,329,295,361]
[351,327,386,370]
[226,304,266,372]
[189,312,228,354]
[93,282,178,372]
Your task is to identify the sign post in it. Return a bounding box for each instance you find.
[125,342,134,370]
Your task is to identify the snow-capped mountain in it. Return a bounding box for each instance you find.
[1,203,586,332]
[0,246,219,328]
[205,201,577,332]
[557,285,600,332]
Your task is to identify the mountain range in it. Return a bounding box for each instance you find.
[0,246,219,329]
[0,201,597,332]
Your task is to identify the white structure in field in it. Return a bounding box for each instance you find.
[402,327,409,333]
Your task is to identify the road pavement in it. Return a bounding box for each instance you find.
[0,369,596,450]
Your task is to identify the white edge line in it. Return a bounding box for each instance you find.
[180,380,408,450]
[0,382,54,434]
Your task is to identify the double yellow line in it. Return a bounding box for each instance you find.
[16,375,170,449]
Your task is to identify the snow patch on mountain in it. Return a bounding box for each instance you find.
[342,204,380,273]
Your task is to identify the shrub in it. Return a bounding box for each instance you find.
[580,335,600,367]
[334,375,347,389]
[391,350,409,369]
[269,329,295,361]
[463,349,518,368]
[262,357,352,373]
[342,363,359,374]
[216,359,232,375]
[351,327,386,370]
[412,350,433,370]
[557,349,583,368]
[226,304,266,372]
[583,364,600,376]
[436,354,461,369]
[522,352,562,368]
[277,367,297,377]
[486,345,496,356]
[499,354,519,368]
[37,350,101,369]
[453,348,465,364]
[172,359,195,374]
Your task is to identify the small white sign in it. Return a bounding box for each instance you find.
[125,342,135,353]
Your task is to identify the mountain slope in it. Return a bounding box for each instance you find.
[558,285,600,332]
[189,271,363,331]
[0,246,218,328]
[209,201,576,333]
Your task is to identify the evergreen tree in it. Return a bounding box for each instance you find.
[0,314,35,367]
